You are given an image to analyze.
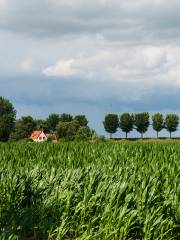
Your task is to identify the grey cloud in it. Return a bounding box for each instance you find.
[1,0,180,42]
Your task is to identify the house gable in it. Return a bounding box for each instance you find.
[29,131,47,142]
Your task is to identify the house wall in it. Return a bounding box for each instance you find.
[37,132,47,142]
[30,131,48,142]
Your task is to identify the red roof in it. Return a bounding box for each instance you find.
[29,131,44,140]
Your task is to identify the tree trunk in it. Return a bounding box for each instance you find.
[126,132,127,139]
[141,133,143,139]
[110,133,112,139]
[157,131,159,138]
[170,132,171,139]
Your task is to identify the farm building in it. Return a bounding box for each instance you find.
[29,131,47,142]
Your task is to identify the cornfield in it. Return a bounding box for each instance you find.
[0,142,179,240]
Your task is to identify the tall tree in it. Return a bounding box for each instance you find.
[13,116,36,140]
[134,112,150,138]
[59,113,73,123]
[35,119,49,133]
[119,113,134,138]
[74,115,88,127]
[103,114,119,138]
[46,114,60,132]
[152,113,164,138]
[165,114,179,138]
[56,122,68,140]
[0,97,16,141]
[66,120,80,140]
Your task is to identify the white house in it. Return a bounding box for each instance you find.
[29,131,47,142]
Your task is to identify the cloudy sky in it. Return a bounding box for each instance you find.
[1,0,180,136]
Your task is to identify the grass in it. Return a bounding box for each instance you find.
[0,142,179,239]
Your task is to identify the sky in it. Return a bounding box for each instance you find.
[1,0,180,137]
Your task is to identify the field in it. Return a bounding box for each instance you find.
[0,142,179,240]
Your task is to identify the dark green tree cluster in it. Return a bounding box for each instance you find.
[0,97,94,141]
[12,116,36,140]
[0,97,16,141]
[103,112,179,138]
[9,110,93,141]
[56,115,93,141]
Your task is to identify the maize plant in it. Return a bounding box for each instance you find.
[0,142,179,239]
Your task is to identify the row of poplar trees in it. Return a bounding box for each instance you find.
[103,113,179,138]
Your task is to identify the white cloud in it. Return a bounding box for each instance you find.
[43,59,76,76]
[143,47,166,68]
[41,43,180,91]
[42,51,112,78]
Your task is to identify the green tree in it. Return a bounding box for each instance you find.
[75,126,92,140]
[134,112,150,138]
[0,97,16,141]
[35,119,49,133]
[103,114,119,138]
[152,113,164,138]
[56,120,80,140]
[13,116,36,140]
[74,115,88,127]
[46,113,60,132]
[165,114,179,138]
[119,113,134,138]
[66,120,80,140]
[59,113,73,123]
[56,122,68,140]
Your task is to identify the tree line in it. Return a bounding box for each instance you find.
[0,96,96,141]
[1,96,180,141]
[103,113,179,138]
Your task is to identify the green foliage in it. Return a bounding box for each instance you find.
[0,97,16,141]
[66,120,80,140]
[46,114,60,132]
[75,126,92,140]
[56,122,69,139]
[59,113,73,123]
[134,112,150,138]
[74,115,88,127]
[11,116,36,140]
[103,114,119,138]
[0,142,179,239]
[165,114,179,138]
[56,120,80,140]
[35,119,49,133]
[119,113,134,138]
[152,113,164,137]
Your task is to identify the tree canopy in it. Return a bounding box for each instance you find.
[56,120,80,140]
[103,114,119,138]
[119,113,134,138]
[59,113,73,123]
[165,114,179,138]
[75,126,92,140]
[152,113,164,137]
[134,112,150,138]
[13,116,36,140]
[74,115,88,127]
[0,97,16,141]
[46,113,60,132]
